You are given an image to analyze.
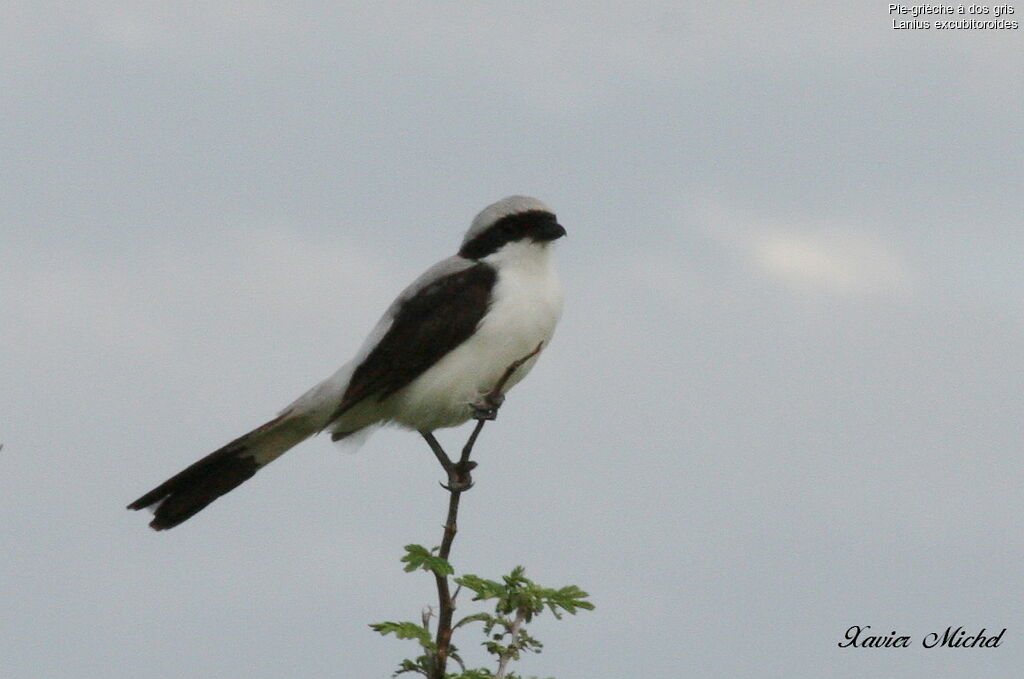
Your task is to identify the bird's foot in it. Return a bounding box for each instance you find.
[442,459,477,492]
[471,392,505,421]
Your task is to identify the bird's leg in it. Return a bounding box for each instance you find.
[420,430,475,491]
[422,344,544,491]
[470,391,505,421]
[421,431,454,472]
[447,459,477,491]
[470,341,544,421]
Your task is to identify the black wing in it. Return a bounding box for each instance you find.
[329,262,497,423]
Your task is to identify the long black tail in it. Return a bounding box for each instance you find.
[127,412,312,530]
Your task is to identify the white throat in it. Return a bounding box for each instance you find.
[481,239,556,273]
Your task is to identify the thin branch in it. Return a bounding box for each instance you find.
[422,342,544,679]
[495,608,529,679]
[430,482,462,677]
[420,431,455,476]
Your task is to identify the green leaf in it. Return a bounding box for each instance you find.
[546,585,595,617]
[393,658,429,676]
[454,612,494,629]
[400,544,454,577]
[447,669,496,678]
[455,574,505,600]
[369,621,435,650]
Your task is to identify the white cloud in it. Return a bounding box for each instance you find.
[698,203,915,298]
[751,228,914,297]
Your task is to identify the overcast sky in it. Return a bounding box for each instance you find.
[1,3,1021,678]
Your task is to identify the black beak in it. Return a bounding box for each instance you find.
[534,220,567,242]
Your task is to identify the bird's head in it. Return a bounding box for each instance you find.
[458,196,566,262]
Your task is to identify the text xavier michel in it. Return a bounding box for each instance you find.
[840,626,1005,649]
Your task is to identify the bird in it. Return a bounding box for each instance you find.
[127,196,566,530]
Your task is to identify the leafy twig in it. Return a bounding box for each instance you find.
[494,608,528,678]
[418,342,544,679]
[372,341,592,678]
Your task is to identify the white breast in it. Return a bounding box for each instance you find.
[390,241,563,431]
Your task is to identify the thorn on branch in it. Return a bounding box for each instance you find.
[440,460,477,492]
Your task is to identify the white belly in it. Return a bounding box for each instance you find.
[389,256,563,431]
